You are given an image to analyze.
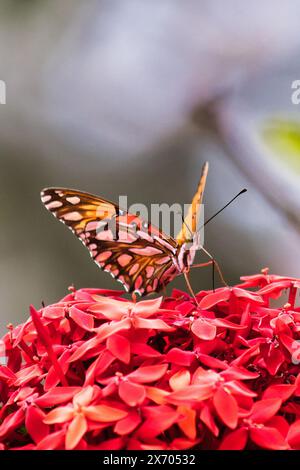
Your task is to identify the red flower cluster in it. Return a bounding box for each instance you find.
[1,269,300,450]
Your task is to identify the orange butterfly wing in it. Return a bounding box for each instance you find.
[41,188,180,295]
[176,161,208,245]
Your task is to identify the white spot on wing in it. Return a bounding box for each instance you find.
[63,211,83,221]
[47,200,63,209]
[66,196,81,205]
[41,195,51,203]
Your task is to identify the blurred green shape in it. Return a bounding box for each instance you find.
[262,118,300,173]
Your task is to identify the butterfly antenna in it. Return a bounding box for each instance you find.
[201,188,247,229]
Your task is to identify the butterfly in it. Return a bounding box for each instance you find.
[41,162,214,297]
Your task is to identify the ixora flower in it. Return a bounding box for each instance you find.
[1,269,300,450]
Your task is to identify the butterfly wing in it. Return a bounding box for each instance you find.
[176,161,208,245]
[41,188,180,295]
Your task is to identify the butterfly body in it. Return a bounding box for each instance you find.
[41,163,208,296]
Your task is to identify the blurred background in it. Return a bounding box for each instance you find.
[1,0,300,333]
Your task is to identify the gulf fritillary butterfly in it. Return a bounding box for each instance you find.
[41,162,215,296]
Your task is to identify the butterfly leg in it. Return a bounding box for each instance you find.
[189,260,216,291]
[200,246,228,288]
[183,271,199,305]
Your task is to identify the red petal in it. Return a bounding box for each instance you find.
[232,287,264,303]
[264,347,285,375]
[197,354,228,370]
[36,430,65,450]
[222,366,259,381]
[213,387,238,429]
[137,406,180,439]
[84,350,115,386]
[131,342,161,358]
[177,405,196,440]
[25,406,49,444]
[263,384,296,402]
[114,411,141,435]
[13,364,44,387]
[30,305,68,387]
[250,426,289,450]
[287,419,300,449]
[0,408,24,439]
[200,405,219,437]
[35,387,81,407]
[266,416,289,438]
[219,427,248,450]
[0,365,16,382]
[107,334,131,364]
[166,348,194,366]
[128,364,168,383]
[250,398,282,424]
[119,381,146,406]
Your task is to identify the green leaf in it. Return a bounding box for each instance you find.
[262,118,300,173]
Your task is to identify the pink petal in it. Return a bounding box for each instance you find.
[44,406,74,424]
[169,369,191,391]
[66,414,88,450]
[191,318,216,340]
[133,297,163,317]
[133,317,174,331]
[89,296,129,319]
[167,384,214,404]
[73,386,94,407]
[83,405,128,422]
[69,306,94,331]
[199,288,231,310]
